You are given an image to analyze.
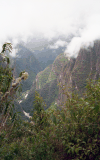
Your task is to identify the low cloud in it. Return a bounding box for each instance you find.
[0,0,100,57]
[64,13,100,57]
[10,48,18,57]
[48,40,67,49]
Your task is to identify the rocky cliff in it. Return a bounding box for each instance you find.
[20,40,100,115]
[20,52,68,113]
[57,40,100,106]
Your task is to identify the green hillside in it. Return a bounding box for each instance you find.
[1,42,100,160]
[20,53,68,113]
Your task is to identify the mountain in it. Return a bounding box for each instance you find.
[57,40,100,106]
[13,45,66,91]
[20,52,68,113]
[13,45,42,91]
[18,40,100,118]
[27,46,66,70]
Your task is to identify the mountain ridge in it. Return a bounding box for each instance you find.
[17,40,100,118]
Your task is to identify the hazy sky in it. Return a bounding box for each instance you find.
[0,0,100,57]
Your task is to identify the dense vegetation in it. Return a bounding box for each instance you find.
[0,44,100,160]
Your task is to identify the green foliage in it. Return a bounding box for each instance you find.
[1,43,12,53]
[0,43,28,144]
[37,65,52,89]
[1,46,100,159]
[32,91,49,130]
[0,43,14,115]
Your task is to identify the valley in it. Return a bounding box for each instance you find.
[15,40,100,120]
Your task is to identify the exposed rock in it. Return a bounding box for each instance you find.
[20,40,100,115]
[57,40,100,106]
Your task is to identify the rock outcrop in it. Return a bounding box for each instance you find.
[57,40,100,106]
[20,40,100,114]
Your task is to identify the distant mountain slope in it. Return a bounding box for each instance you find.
[35,64,52,89]
[20,52,68,113]
[30,46,66,69]
[35,53,68,90]
[18,40,100,118]
[13,45,42,91]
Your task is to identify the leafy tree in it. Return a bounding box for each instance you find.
[32,91,49,130]
[0,43,28,130]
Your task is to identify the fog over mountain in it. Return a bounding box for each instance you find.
[0,0,100,58]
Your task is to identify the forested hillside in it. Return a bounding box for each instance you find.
[0,43,100,160]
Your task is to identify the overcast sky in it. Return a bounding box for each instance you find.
[0,0,100,57]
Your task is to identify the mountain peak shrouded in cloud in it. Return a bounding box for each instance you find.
[64,38,95,58]
[1,0,100,57]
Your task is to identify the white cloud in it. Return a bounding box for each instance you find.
[48,39,67,49]
[0,0,100,56]
[65,13,100,57]
[10,48,18,57]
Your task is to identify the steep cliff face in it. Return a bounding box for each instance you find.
[57,58,76,105]
[35,64,52,90]
[35,53,68,90]
[20,53,68,112]
[20,40,100,114]
[58,40,100,106]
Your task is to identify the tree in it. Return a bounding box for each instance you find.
[32,91,49,130]
[0,43,28,130]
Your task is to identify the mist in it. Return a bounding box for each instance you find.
[0,0,100,57]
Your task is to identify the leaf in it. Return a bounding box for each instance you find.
[77,139,81,143]
[62,140,66,145]
[75,147,79,154]
[75,146,82,154]
[71,145,75,154]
